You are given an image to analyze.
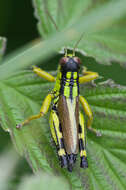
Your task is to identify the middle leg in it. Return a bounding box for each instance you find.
[16,93,52,129]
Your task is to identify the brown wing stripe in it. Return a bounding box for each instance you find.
[58,95,79,154]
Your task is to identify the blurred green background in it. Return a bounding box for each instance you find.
[0,0,126,189]
[0,1,37,189]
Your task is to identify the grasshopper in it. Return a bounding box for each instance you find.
[16,48,100,172]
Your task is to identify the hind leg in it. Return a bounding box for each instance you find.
[49,109,67,168]
[79,95,101,136]
[79,112,88,168]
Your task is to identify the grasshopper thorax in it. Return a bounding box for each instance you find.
[59,54,81,73]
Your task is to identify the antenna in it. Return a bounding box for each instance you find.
[73,32,85,56]
[64,47,68,57]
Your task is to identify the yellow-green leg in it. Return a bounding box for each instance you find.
[49,109,67,168]
[16,93,53,129]
[33,66,56,82]
[79,95,101,136]
[79,67,99,84]
[79,112,88,168]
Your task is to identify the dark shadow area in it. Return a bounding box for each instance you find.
[0,0,38,53]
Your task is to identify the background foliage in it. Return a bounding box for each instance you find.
[0,0,126,190]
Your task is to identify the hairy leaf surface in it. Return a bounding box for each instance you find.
[0,69,126,189]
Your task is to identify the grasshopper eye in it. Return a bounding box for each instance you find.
[59,57,68,65]
[74,57,82,65]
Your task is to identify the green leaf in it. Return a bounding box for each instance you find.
[0,1,126,189]
[33,0,126,67]
[0,67,126,189]
[0,71,83,190]
[0,37,6,61]
[33,0,92,37]
[17,173,70,190]
[1,0,126,80]
[83,80,126,189]
[78,25,126,66]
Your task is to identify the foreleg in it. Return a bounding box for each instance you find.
[79,67,99,84]
[33,66,56,82]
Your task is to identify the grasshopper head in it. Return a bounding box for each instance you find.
[59,54,81,72]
